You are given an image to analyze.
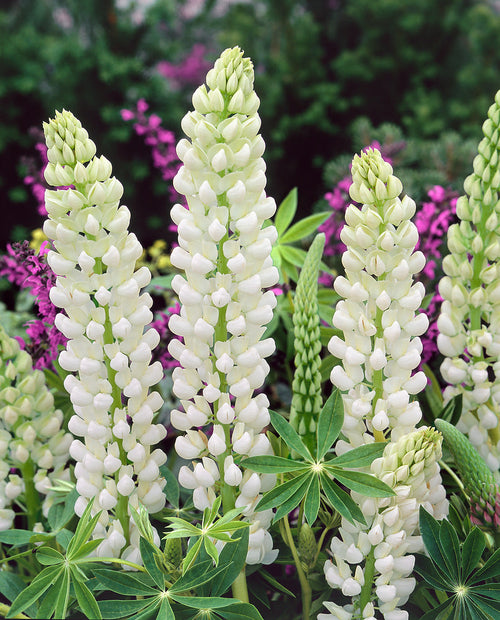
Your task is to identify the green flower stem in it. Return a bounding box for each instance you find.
[282,514,312,620]
[0,549,36,564]
[358,546,375,613]
[372,305,386,443]
[19,458,38,531]
[0,603,29,619]
[312,522,333,568]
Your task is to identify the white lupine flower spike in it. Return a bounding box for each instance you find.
[320,427,447,620]
[170,46,279,566]
[43,109,167,561]
[438,91,500,477]
[329,148,428,451]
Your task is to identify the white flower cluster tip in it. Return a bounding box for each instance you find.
[169,46,279,565]
[43,109,167,561]
[320,427,447,620]
[329,148,428,450]
[438,91,500,476]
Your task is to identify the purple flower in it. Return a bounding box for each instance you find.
[0,241,66,368]
[156,44,211,90]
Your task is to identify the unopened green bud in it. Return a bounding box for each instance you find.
[164,536,182,569]
[298,522,317,571]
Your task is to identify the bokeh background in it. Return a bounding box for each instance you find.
[2,0,500,249]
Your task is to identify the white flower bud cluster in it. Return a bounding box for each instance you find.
[328,148,428,450]
[43,110,167,560]
[169,47,279,565]
[0,325,72,530]
[437,92,500,476]
[320,428,447,620]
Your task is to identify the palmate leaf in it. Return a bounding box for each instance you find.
[439,518,461,582]
[274,475,313,522]
[241,455,309,474]
[72,574,102,620]
[466,595,499,619]
[471,583,500,601]
[328,442,387,468]
[0,529,41,545]
[216,602,264,620]
[414,554,452,591]
[139,537,165,589]
[320,472,366,525]
[170,560,225,593]
[419,507,450,576]
[274,187,297,237]
[269,410,312,461]
[303,473,320,525]
[469,547,500,583]
[7,565,62,618]
[329,468,395,497]
[420,598,453,620]
[169,595,238,610]
[157,597,175,620]
[255,472,311,514]
[280,212,331,244]
[209,528,249,597]
[54,568,71,620]
[316,388,343,461]
[93,568,158,596]
[98,598,154,619]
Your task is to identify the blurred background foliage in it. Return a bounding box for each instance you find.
[2,0,500,247]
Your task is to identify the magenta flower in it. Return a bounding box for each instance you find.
[0,241,66,368]
[156,44,211,90]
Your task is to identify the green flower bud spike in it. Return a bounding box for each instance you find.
[290,233,325,452]
[298,522,317,572]
[435,418,500,534]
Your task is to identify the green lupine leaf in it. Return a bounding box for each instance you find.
[320,356,337,383]
[69,538,103,562]
[421,364,444,420]
[280,257,299,282]
[317,288,341,305]
[328,442,387,468]
[269,410,312,461]
[140,537,165,589]
[72,573,102,619]
[259,569,296,598]
[37,579,60,620]
[161,466,180,508]
[304,473,320,525]
[467,595,500,617]
[157,597,175,620]
[169,595,236,610]
[255,472,310,513]
[320,472,366,525]
[419,508,451,576]
[273,475,314,522]
[241,455,310,474]
[275,188,298,237]
[170,561,225,593]
[67,500,101,557]
[210,528,249,597]
[36,546,64,566]
[316,388,343,460]
[471,584,500,600]
[279,245,307,268]
[330,469,395,497]
[93,568,158,596]
[320,326,340,346]
[98,599,153,619]
[47,487,78,531]
[7,565,62,618]
[414,554,452,591]
[183,537,203,571]
[54,568,70,620]
[203,536,220,566]
[0,572,38,617]
[419,598,453,620]
[217,602,265,620]
[461,528,486,581]
[469,547,500,583]
[280,212,331,244]
[438,518,461,582]
[0,529,38,545]
[126,601,159,620]
[440,393,463,427]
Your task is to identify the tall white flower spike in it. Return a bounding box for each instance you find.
[43,110,167,562]
[438,91,500,477]
[170,46,279,565]
[329,148,428,452]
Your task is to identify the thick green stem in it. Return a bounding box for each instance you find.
[358,546,375,613]
[19,459,38,531]
[283,516,312,620]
